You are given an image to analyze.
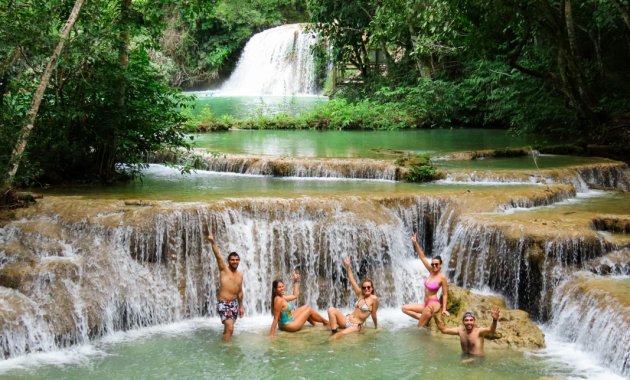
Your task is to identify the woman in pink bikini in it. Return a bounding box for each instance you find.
[402,233,450,327]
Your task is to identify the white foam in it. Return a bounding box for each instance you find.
[145,164,263,178]
[0,345,105,375]
[529,326,626,380]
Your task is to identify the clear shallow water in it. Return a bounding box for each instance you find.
[35,165,417,201]
[190,129,536,158]
[0,311,622,380]
[188,94,328,119]
[34,165,547,202]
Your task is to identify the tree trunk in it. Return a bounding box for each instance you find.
[99,0,131,182]
[119,0,131,70]
[1,0,85,191]
[563,0,578,57]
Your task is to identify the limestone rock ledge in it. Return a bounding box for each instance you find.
[430,285,546,350]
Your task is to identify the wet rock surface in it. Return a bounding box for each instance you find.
[432,285,546,350]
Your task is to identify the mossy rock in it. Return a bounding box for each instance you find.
[433,285,546,350]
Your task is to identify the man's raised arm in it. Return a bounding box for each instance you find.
[433,315,460,335]
[208,233,227,271]
[479,306,500,336]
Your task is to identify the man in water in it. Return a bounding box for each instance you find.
[434,306,500,361]
[208,232,244,341]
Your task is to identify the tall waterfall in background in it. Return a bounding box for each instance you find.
[219,24,320,96]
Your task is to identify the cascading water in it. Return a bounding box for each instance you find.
[445,216,612,320]
[549,269,630,377]
[219,24,320,96]
[443,162,630,192]
[1,168,629,377]
[0,196,446,359]
[197,154,404,180]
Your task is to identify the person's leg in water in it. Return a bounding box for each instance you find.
[281,306,329,332]
[223,319,235,341]
[295,305,329,326]
[461,353,485,365]
[330,324,361,340]
[401,303,426,327]
[401,303,425,323]
[217,300,238,341]
[327,307,347,334]
[417,300,440,328]
[291,305,328,326]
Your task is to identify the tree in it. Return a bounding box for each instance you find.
[370,0,463,78]
[160,0,307,87]
[307,0,378,79]
[1,0,85,194]
[1,0,190,188]
[458,0,630,136]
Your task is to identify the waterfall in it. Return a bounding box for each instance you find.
[2,194,627,375]
[219,24,320,96]
[443,162,630,192]
[198,154,404,180]
[175,153,630,184]
[444,216,612,320]
[0,196,447,359]
[549,270,630,377]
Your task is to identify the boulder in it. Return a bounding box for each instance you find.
[430,285,546,350]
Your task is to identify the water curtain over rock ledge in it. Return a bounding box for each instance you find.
[165,151,630,189]
[443,162,630,192]
[0,191,627,374]
[445,218,615,320]
[0,196,443,359]
[549,269,630,377]
[198,154,404,181]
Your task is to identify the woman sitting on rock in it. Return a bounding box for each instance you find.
[269,271,328,337]
[402,232,450,327]
[327,257,379,339]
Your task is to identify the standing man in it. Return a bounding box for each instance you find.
[434,306,500,359]
[208,232,244,341]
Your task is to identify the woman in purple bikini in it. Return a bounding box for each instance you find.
[401,233,450,327]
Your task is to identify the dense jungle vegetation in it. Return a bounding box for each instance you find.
[1,0,629,191]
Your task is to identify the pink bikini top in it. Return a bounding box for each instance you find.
[424,278,440,292]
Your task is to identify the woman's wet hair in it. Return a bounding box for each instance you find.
[271,279,284,315]
[361,279,376,296]
[431,255,443,264]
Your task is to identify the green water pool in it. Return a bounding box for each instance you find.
[190,129,537,159]
[0,313,618,380]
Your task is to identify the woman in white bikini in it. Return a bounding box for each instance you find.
[269,271,328,337]
[401,233,450,327]
[327,257,379,339]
